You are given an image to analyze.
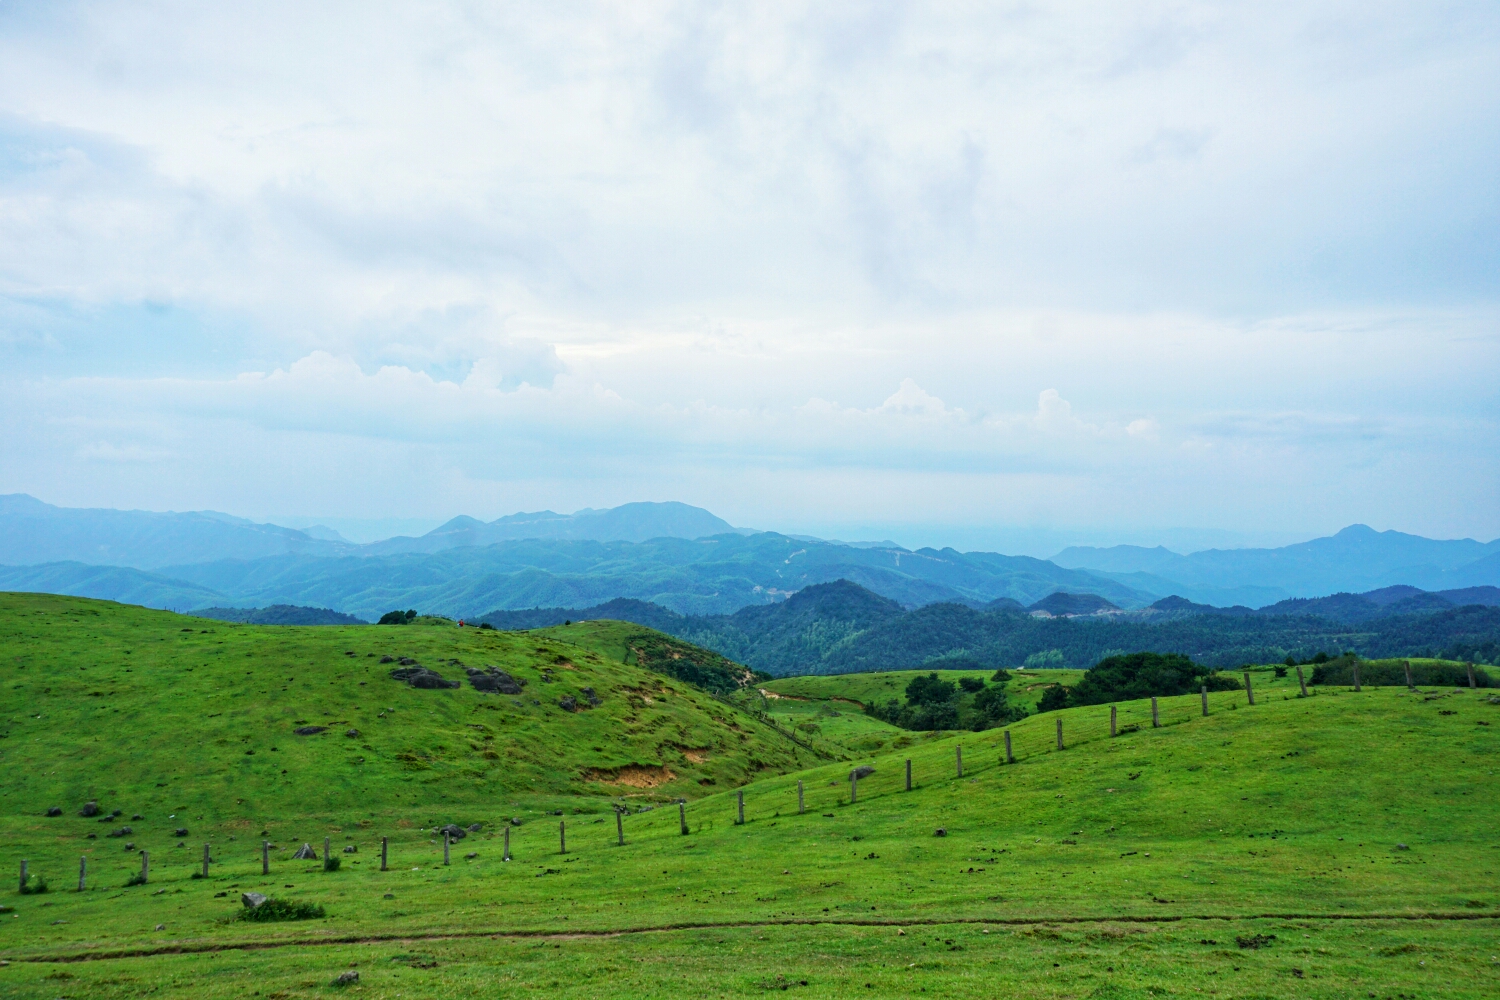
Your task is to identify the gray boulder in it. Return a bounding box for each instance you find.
[241,892,267,909]
[851,766,876,780]
[293,726,328,735]
[292,843,318,860]
[465,666,525,694]
[79,801,100,817]
[390,665,460,689]
[436,823,467,840]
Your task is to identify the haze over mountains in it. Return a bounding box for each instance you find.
[0,494,1497,626]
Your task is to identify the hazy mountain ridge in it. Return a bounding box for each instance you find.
[1054,524,1500,600]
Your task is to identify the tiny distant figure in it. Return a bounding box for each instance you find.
[458,619,464,627]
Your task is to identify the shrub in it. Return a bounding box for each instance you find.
[378,609,418,625]
[958,677,986,693]
[1274,665,1288,678]
[323,856,341,872]
[19,874,47,895]
[1039,652,1241,712]
[239,898,327,922]
[124,872,147,887]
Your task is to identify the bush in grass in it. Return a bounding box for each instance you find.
[323,855,341,872]
[124,872,147,887]
[19,874,47,895]
[239,898,326,922]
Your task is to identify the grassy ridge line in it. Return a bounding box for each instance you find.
[14,911,1500,965]
[5,680,1495,961]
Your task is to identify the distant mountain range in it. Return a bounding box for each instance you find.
[1,494,1497,625]
[1053,524,1500,603]
[478,579,1500,675]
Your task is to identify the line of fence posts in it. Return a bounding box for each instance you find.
[78,855,85,891]
[1353,662,1361,691]
[905,758,912,790]
[503,826,511,860]
[1151,696,1159,728]
[1109,705,1117,737]
[202,843,210,878]
[381,836,389,870]
[1405,660,1414,690]
[850,769,858,804]
[679,801,688,836]
[956,745,963,778]
[616,808,624,847]
[736,790,745,825]
[262,840,269,875]
[1056,715,1064,749]
[1244,670,1255,706]
[1296,665,1309,697]
[140,851,148,885]
[1469,663,1477,689]
[1004,730,1014,763]
[559,821,566,855]
[17,859,24,892]
[442,831,450,866]
[1201,685,1208,716]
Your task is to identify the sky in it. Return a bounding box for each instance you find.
[0,1,1496,554]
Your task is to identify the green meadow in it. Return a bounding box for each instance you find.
[2,593,1498,998]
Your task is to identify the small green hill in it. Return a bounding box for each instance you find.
[0,594,817,826]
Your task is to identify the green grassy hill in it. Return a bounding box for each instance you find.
[2,593,1498,998]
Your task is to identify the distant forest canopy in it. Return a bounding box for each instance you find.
[477,580,1500,676]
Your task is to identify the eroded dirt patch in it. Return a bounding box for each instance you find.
[582,764,677,788]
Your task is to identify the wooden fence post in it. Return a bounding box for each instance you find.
[1109,705,1117,737]
[325,836,332,868]
[956,745,963,778]
[905,759,912,790]
[559,820,566,854]
[140,851,148,885]
[1004,730,1014,763]
[1353,662,1361,692]
[1243,671,1255,706]
[1296,666,1309,697]
[78,855,86,892]
[1056,715,1064,749]
[18,859,26,892]
[381,836,389,871]
[262,840,270,875]
[202,843,210,878]
[1468,663,1477,689]
[1404,660,1414,690]
[736,790,745,825]
[443,832,450,866]
[1151,697,1159,728]
[679,801,689,836]
[850,771,858,804]
[503,826,511,860]
[616,809,624,846]
[1201,685,1208,716]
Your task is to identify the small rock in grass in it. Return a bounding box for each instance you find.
[345,728,360,737]
[466,852,478,860]
[934,828,947,837]
[510,818,522,826]
[436,824,467,841]
[155,923,165,930]
[132,814,143,821]
[1395,843,1410,850]
[558,695,578,711]
[379,655,395,664]
[46,807,61,817]
[241,892,267,909]
[332,970,360,985]
[174,828,189,837]
[79,801,100,817]
[851,765,876,780]
[343,845,357,854]
[293,726,328,736]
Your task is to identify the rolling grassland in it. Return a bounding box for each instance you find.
[1,594,1497,998]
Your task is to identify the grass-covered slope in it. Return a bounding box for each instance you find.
[2,595,1499,998]
[0,594,816,824]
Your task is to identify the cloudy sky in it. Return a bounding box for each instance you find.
[1,1,1496,552]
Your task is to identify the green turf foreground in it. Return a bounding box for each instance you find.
[2,595,1499,997]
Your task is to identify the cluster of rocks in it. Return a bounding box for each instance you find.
[389,662,461,689]
[559,687,602,712]
[465,666,525,695]
[434,822,483,840]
